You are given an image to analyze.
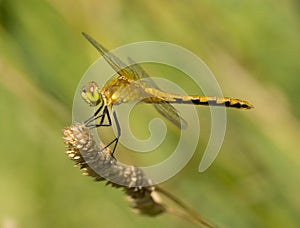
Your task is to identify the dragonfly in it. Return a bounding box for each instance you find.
[81,32,253,156]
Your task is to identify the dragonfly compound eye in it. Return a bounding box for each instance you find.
[81,81,101,106]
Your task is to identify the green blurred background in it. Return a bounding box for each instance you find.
[1,0,300,227]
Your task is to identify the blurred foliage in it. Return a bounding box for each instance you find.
[1,0,300,227]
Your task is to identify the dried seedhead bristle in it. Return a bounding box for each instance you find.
[62,123,215,227]
[62,122,165,216]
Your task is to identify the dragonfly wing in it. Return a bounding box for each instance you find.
[127,57,188,129]
[153,101,188,129]
[82,34,188,129]
[127,57,152,81]
[82,32,136,79]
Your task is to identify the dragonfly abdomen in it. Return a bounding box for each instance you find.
[172,95,253,109]
[144,88,253,109]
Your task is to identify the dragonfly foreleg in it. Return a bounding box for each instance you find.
[85,114,103,127]
[85,105,112,128]
[85,106,121,157]
[97,106,112,127]
[84,103,104,126]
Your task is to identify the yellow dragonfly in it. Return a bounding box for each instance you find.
[81,32,253,155]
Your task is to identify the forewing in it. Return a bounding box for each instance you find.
[128,57,187,129]
[127,57,157,84]
[82,32,136,79]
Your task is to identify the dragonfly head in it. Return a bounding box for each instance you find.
[81,81,103,107]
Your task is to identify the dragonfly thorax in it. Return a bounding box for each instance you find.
[100,76,135,105]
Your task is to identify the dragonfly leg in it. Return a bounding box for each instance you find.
[85,113,105,127]
[84,103,104,126]
[98,110,121,158]
[111,111,121,155]
[97,106,112,127]
[86,106,121,157]
[85,105,111,128]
